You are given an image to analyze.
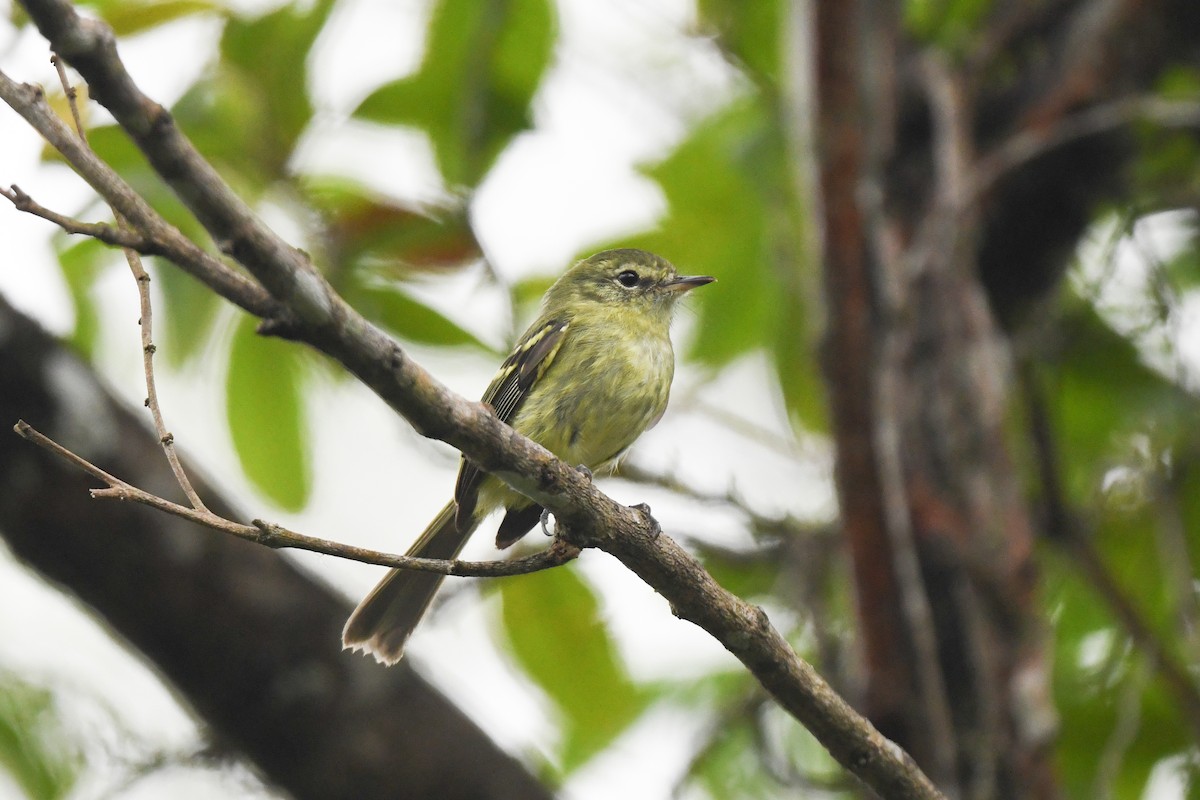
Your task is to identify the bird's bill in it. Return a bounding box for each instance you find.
[662,274,716,293]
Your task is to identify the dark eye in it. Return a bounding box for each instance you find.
[616,270,639,288]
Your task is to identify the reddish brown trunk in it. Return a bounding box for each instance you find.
[814,3,1053,797]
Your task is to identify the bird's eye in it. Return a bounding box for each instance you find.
[616,270,639,288]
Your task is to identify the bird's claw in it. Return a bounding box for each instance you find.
[576,464,593,482]
[631,502,661,539]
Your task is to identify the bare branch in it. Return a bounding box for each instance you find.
[972,97,1200,201]
[47,52,210,512]
[13,419,580,578]
[14,1,328,323]
[50,52,84,136]
[0,71,277,319]
[1,183,149,248]
[127,256,209,510]
[615,460,818,539]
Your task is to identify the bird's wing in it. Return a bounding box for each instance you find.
[453,318,569,530]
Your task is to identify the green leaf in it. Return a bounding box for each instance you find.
[694,544,783,601]
[1175,453,1200,570]
[207,0,336,181]
[629,101,776,364]
[153,258,223,367]
[1043,295,1193,501]
[0,674,82,800]
[772,304,828,434]
[499,567,647,773]
[511,273,556,310]
[90,0,221,36]
[54,236,112,361]
[1155,66,1200,101]
[226,315,311,510]
[690,718,768,799]
[354,0,555,186]
[343,276,493,352]
[1161,233,1200,292]
[904,0,991,52]
[303,177,482,283]
[697,0,781,84]
[171,71,278,193]
[8,2,30,28]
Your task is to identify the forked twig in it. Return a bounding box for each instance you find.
[0,183,150,248]
[13,419,580,578]
[50,53,209,512]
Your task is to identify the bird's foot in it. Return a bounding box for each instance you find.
[539,507,555,537]
[631,502,661,540]
[576,464,593,482]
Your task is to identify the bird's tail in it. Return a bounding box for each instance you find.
[342,500,469,665]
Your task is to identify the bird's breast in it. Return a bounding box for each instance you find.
[515,320,674,471]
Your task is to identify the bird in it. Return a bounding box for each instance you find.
[343,248,714,664]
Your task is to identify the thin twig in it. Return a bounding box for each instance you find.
[13,420,579,577]
[15,420,127,487]
[0,183,149,248]
[0,71,278,319]
[49,53,84,136]
[50,52,209,512]
[971,97,1200,202]
[127,257,208,510]
[616,460,815,538]
[684,394,805,460]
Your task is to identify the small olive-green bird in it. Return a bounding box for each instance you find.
[342,248,714,664]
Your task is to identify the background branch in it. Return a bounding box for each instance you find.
[0,295,554,800]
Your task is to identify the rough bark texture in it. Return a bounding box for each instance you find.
[815,0,1199,797]
[0,295,553,800]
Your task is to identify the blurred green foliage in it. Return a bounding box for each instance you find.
[904,0,991,53]
[10,0,1200,795]
[226,313,312,510]
[498,566,647,774]
[629,97,825,430]
[0,674,81,800]
[353,0,554,187]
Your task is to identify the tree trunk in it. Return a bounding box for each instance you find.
[812,0,1199,796]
